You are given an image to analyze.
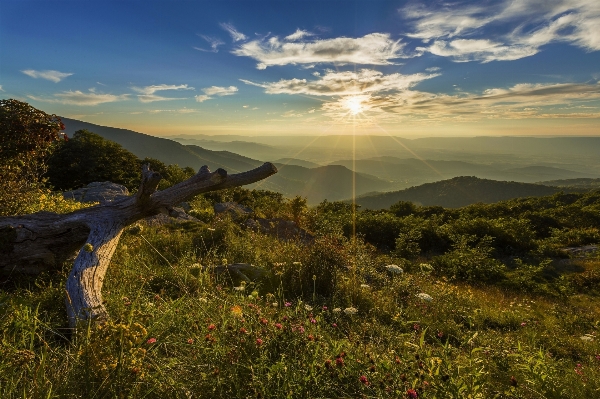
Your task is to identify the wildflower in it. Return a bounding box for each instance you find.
[520,322,527,327]
[274,323,283,330]
[310,318,317,324]
[146,338,157,344]
[272,302,278,307]
[260,318,268,325]
[251,290,259,298]
[256,338,263,346]
[187,338,194,344]
[308,334,315,341]
[233,285,245,292]
[416,293,433,302]
[239,327,247,334]
[510,376,518,387]
[336,357,345,367]
[208,324,216,331]
[333,308,342,313]
[385,264,404,274]
[344,307,358,315]
[199,297,208,303]
[325,359,332,368]
[407,388,418,398]
[285,302,292,307]
[361,284,370,289]
[231,305,243,317]
[437,331,444,338]
[413,323,420,330]
[304,304,313,311]
[298,326,305,333]
[359,375,369,385]
[332,323,338,328]
[580,335,594,342]
[322,306,328,310]
[205,334,215,342]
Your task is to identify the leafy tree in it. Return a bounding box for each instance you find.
[46,129,141,191]
[0,99,64,215]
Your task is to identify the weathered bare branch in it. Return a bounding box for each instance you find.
[0,162,278,326]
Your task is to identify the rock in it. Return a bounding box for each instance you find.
[178,202,192,212]
[63,182,129,204]
[144,207,200,226]
[246,217,314,243]
[214,202,253,218]
[562,245,598,257]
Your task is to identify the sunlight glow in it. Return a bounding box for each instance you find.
[341,95,368,115]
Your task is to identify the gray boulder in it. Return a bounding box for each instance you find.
[214,202,253,218]
[63,182,129,204]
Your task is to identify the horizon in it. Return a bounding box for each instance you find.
[2,0,600,137]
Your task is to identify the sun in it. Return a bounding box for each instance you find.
[342,95,368,115]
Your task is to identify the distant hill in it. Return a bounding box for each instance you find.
[172,137,279,161]
[266,164,393,204]
[352,176,563,209]
[538,178,600,190]
[60,118,390,203]
[274,158,322,168]
[61,118,262,173]
[330,157,596,186]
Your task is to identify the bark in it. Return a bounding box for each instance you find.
[0,162,277,326]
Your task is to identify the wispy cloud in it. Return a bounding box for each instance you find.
[195,86,238,102]
[195,34,225,52]
[28,90,129,105]
[367,81,600,121]
[285,29,314,41]
[21,69,73,83]
[202,86,238,96]
[233,33,407,69]
[402,0,600,62]
[241,69,437,96]
[0,85,3,91]
[131,84,194,103]
[220,22,247,42]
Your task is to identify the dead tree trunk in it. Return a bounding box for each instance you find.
[0,162,277,326]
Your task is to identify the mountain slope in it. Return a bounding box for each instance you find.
[353,176,563,209]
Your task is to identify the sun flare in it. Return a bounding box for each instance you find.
[341,95,368,115]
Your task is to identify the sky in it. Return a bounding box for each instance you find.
[1,0,600,137]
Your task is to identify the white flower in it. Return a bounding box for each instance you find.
[304,304,313,311]
[233,286,245,291]
[272,302,278,307]
[332,308,342,313]
[343,307,358,315]
[416,293,433,302]
[580,335,595,342]
[360,284,370,289]
[199,297,208,303]
[385,264,404,274]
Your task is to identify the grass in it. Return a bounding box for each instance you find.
[1,217,600,398]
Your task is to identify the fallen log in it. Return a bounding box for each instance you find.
[0,162,277,326]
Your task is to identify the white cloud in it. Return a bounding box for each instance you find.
[21,69,73,83]
[195,86,238,103]
[195,95,211,103]
[195,35,225,52]
[0,85,3,91]
[202,85,238,96]
[285,29,314,41]
[131,84,194,103]
[233,33,407,69]
[241,69,437,96]
[402,0,600,62]
[28,90,129,106]
[220,22,247,42]
[425,39,538,63]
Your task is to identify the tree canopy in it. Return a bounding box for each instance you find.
[46,129,141,191]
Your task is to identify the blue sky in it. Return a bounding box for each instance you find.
[2,0,600,137]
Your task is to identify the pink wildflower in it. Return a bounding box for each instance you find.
[359,375,369,385]
[285,302,292,307]
[275,323,283,330]
[256,338,263,346]
[146,338,157,344]
[407,388,418,398]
